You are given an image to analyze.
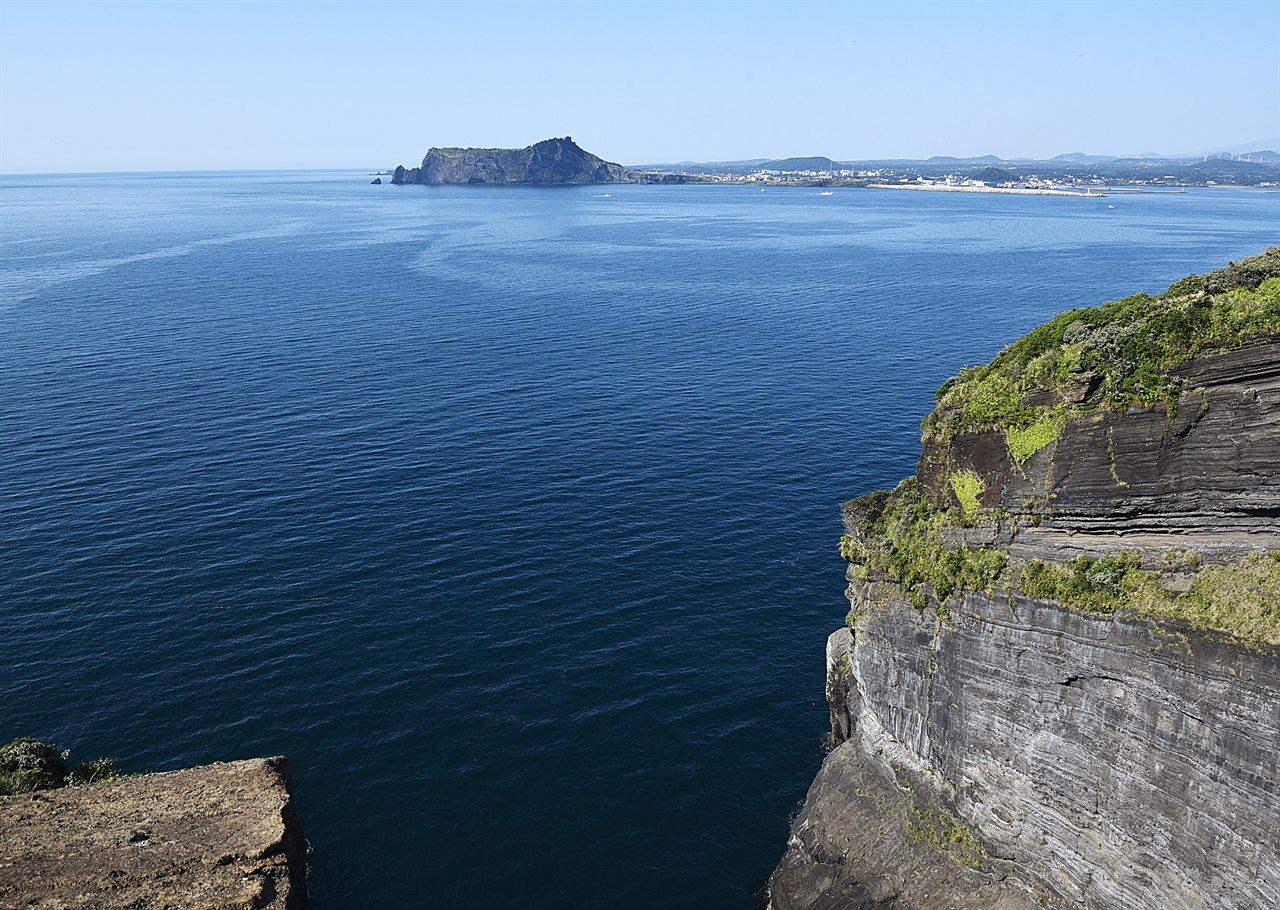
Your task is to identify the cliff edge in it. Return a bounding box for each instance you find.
[0,756,306,909]
[769,249,1280,910]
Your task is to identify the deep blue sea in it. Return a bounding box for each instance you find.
[1,171,1275,907]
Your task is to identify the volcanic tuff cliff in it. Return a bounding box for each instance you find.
[390,136,687,185]
[769,249,1280,910]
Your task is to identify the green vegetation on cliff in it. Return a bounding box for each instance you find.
[0,738,118,795]
[842,479,1008,615]
[842,249,1280,645]
[923,247,1280,453]
[844,483,1280,644]
[1019,552,1280,644]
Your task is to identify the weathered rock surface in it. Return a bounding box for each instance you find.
[919,337,1280,541]
[390,136,691,185]
[770,591,1280,910]
[0,757,306,909]
[769,632,1069,910]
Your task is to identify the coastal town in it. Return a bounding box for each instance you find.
[640,150,1280,190]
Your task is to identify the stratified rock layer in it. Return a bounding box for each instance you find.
[771,588,1280,910]
[0,757,306,910]
[919,337,1280,539]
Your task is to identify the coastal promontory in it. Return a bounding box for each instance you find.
[390,136,688,185]
[769,248,1280,910]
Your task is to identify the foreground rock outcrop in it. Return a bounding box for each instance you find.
[390,136,690,185]
[770,250,1280,909]
[0,757,306,909]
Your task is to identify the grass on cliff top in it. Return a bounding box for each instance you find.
[923,247,1280,446]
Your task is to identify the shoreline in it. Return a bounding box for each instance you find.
[867,182,1106,197]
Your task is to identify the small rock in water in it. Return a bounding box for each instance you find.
[370,177,382,185]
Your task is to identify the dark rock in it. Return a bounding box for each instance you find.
[771,310,1280,908]
[920,337,1280,539]
[370,177,381,185]
[769,595,1280,910]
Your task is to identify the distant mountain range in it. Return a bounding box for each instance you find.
[639,147,1280,169]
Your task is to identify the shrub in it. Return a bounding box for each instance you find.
[68,757,119,786]
[0,738,118,795]
[1019,560,1066,599]
[0,738,69,794]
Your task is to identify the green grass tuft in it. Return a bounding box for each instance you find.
[950,470,985,517]
[1006,410,1066,462]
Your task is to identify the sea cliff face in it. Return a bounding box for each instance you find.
[770,598,1279,910]
[769,251,1280,910]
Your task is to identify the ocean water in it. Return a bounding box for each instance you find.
[1,172,1275,908]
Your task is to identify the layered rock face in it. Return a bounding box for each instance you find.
[919,337,1280,541]
[392,136,641,185]
[771,597,1279,910]
[770,254,1280,909]
[0,757,306,909]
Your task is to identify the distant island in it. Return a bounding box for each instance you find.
[390,137,690,186]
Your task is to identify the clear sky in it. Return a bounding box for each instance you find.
[1,0,1278,173]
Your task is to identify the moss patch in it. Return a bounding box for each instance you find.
[1006,409,1067,462]
[906,800,986,867]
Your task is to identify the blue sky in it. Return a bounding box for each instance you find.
[1,0,1277,172]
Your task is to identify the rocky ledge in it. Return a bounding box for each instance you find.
[769,249,1280,910]
[0,757,306,910]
